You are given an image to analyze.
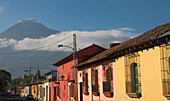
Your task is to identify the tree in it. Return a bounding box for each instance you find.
[0,70,11,92]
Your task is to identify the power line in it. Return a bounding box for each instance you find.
[0,35,72,55]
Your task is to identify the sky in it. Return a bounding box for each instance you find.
[0,0,170,33]
[0,0,170,78]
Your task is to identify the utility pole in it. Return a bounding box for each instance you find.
[36,65,39,99]
[58,34,77,101]
[29,67,33,94]
[73,34,76,82]
[73,34,77,101]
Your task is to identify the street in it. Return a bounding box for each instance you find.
[0,96,37,101]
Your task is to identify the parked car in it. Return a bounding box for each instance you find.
[9,94,16,98]
[26,94,34,100]
[2,92,7,96]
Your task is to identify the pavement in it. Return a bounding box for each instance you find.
[0,96,36,101]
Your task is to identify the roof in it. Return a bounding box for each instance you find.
[78,21,170,68]
[77,40,130,67]
[157,31,170,39]
[53,44,105,66]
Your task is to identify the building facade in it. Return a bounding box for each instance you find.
[77,22,170,101]
[53,44,106,101]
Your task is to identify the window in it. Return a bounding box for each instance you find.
[57,86,60,98]
[161,44,170,99]
[102,64,114,97]
[83,71,88,94]
[130,63,139,93]
[125,53,142,98]
[92,68,99,96]
[70,84,75,98]
[67,73,70,81]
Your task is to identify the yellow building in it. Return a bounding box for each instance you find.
[38,83,45,100]
[32,84,37,99]
[77,22,170,101]
[20,88,24,97]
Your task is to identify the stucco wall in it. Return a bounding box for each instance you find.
[78,64,115,101]
[114,46,168,101]
[44,82,49,101]
[78,46,170,101]
[23,86,29,97]
[32,85,37,99]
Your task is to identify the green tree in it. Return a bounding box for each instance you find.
[0,70,11,92]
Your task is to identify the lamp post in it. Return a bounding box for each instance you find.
[58,34,77,101]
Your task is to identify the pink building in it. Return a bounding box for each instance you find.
[53,44,105,101]
[48,71,57,101]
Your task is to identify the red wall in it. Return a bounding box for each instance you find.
[57,59,78,101]
[55,45,105,101]
[49,82,58,101]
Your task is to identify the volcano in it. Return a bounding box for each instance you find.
[0,19,60,40]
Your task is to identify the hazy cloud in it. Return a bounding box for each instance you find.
[0,29,138,51]
[0,38,17,48]
[118,27,135,31]
[0,6,3,12]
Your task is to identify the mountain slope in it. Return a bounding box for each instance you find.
[0,19,62,78]
[0,19,60,40]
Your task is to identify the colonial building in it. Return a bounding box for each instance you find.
[53,44,106,101]
[44,71,53,101]
[48,71,57,101]
[77,22,170,101]
[23,85,29,97]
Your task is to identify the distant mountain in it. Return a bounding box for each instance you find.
[0,19,60,40]
[0,19,64,79]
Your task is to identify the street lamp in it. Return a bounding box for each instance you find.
[58,34,77,82]
[58,34,77,101]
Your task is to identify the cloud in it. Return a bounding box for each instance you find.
[0,6,3,12]
[118,27,135,31]
[0,28,138,51]
[0,38,17,48]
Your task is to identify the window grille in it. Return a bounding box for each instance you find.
[83,71,89,92]
[125,53,142,93]
[161,44,170,94]
[92,69,99,92]
[102,64,113,92]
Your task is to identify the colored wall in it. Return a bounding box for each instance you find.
[44,82,49,101]
[49,82,58,101]
[32,85,37,99]
[20,89,24,97]
[38,83,44,100]
[114,46,168,101]
[23,86,29,97]
[57,59,78,101]
[78,45,170,101]
[78,62,115,101]
[55,45,105,101]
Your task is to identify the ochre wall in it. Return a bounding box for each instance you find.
[32,85,37,99]
[114,46,168,101]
